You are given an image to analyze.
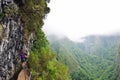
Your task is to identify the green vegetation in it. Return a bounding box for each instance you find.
[19,0,50,42]
[17,0,71,80]
[4,3,18,16]
[2,1,120,80]
[115,44,120,80]
[29,29,71,80]
[48,35,120,80]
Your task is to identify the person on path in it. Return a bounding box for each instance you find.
[20,50,28,69]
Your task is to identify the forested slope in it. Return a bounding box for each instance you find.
[48,35,120,80]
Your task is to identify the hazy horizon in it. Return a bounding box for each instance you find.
[43,0,120,41]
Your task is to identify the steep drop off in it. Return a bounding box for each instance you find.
[0,0,71,80]
[48,35,119,80]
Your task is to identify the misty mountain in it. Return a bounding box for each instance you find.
[47,35,120,80]
[77,35,120,61]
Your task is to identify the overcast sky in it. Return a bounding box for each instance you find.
[43,0,120,41]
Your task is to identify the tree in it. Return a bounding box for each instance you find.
[19,0,50,42]
[29,29,71,80]
[115,44,120,80]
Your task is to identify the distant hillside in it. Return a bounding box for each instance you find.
[76,35,120,61]
[47,35,120,80]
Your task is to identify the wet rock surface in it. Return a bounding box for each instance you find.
[0,17,24,80]
[0,0,34,79]
[0,0,27,80]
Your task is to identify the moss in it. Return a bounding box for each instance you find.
[4,3,18,16]
[18,0,50,43]
[0,24,3,32]
[0,12,4,19]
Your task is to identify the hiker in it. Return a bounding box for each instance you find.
[20,50,28,68]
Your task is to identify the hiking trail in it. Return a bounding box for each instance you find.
[17,69,29,80]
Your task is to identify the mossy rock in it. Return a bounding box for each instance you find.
[0,12,4,19]
[0,24,3,32]
[4,3,18,16]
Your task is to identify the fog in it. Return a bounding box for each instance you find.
[43,0,120,41]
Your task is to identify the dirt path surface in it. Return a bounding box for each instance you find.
[17,69,29,80]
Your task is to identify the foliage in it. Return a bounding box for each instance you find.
[0,2,18,20]
[31,29,49,52]
[29,30,71,80]
[4,3,18,16]
[115,43,120,80]
[0,12,4,19]
[48,35,120,80]
[19,0,50,42]
[71,70,94,80]
[13,0,71,79]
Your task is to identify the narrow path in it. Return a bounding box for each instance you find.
[17,69,29,80]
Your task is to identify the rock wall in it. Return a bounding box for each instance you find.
[0,0,31,80]
[0,16,23,80]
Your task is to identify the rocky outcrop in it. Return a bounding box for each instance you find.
[0,16,23,80]
[0,0,31,80]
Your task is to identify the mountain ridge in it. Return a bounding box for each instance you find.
[48,34,119,80]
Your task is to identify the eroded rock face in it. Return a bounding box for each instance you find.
[0,16,24,80]
[0,0,30,80]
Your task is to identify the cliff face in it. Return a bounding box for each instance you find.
[0,0,30,80]
[0,17,23,80]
